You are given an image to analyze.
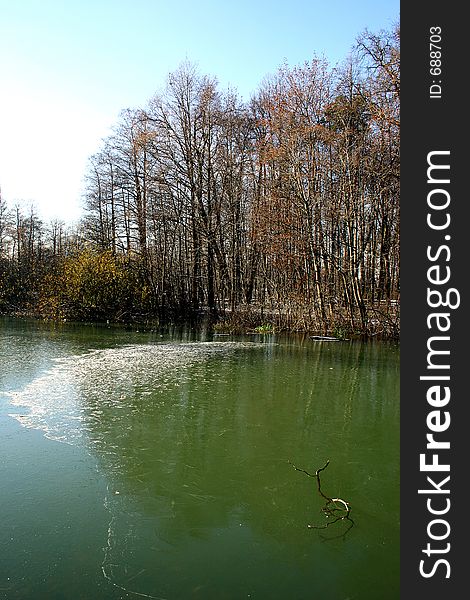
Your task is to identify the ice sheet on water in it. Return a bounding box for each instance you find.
[5,341,259,446]
[5,339,265,598]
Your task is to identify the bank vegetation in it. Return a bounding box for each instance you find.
[0,26,399,338]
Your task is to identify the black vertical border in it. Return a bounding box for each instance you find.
[401,2,467,597]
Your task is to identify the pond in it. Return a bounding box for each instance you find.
[0,317,399,599]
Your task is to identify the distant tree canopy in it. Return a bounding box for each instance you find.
[0,25,399,337]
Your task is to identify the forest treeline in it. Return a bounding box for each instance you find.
[0,26,399,338]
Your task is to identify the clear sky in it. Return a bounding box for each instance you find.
[0,0,399,224]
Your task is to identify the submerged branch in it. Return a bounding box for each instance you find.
[289,459,354,533]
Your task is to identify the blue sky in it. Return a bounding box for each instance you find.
[0,0,399,223]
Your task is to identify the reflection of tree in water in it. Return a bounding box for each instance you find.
[77,342,302,596]
[74,340,397,597]
[84,349,304,535]
[80,341,389,533]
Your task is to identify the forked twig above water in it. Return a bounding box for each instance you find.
[289,459,354,533]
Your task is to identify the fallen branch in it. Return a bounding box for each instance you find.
[289,459,354,532]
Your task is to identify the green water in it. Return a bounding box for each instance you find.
[0,317,399,600]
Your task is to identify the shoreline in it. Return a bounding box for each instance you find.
[1,308,400,341]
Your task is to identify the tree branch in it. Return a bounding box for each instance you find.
[289,459,354,533]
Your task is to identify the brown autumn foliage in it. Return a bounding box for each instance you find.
[1,25,399,338]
